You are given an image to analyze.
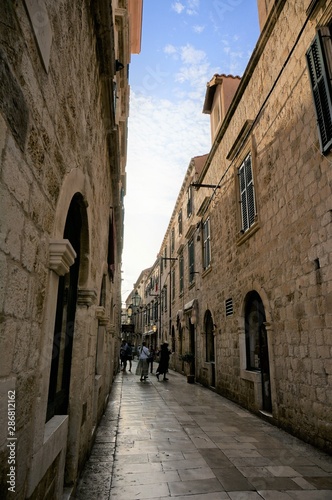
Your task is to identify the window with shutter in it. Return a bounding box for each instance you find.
[203,218,211,269]
[306,29,332,154]
[239,154,256,232]
[187,186,193,218]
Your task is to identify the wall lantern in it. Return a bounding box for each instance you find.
[132,291,141,307]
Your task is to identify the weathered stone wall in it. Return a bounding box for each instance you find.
[155,0,331,454]
[197,0,332,451]
[0,0,125,497]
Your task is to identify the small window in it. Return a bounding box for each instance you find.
[171,268,175,300]
[178,209,183,236]
[188,238,195,284]
[187,186,193,218]
[225,298,233,316]
[164,285,167,312]
[238,154,256,232]
[171,227,175,253]
[202,218,211,270]
[179,252,184,294]
[306,27,332,154]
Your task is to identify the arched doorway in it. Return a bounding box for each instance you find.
[204,310,215,387]
[171,325,176,354]
[46,194,86,421]
[189,318,195,376]
[245,291,272,412]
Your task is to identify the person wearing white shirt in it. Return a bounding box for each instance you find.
[136,341,150,381]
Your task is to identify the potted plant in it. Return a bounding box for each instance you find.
[179,352,195,383]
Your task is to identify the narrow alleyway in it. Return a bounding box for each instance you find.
[75,361,332,499]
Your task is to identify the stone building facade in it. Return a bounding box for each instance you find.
[0,0,142,498]
[130,0,332,454]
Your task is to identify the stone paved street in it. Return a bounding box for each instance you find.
[75,361,332,499]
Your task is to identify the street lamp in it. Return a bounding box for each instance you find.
[152,324,157,333]
[132,291,141,307]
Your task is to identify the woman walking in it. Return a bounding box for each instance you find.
[136,341,150,381]
[156,342,170,381]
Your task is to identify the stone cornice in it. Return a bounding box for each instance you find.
[49,239,76,276]
[77,289,98,307]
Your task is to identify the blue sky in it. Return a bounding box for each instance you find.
[122,0,260,302]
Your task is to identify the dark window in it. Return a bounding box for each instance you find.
[178,209,183,236]
[171,268,175,300]
[245,291,266,370]
[188,237,195,284]
[306,28,332,154]
[171,227,175,253]
[203,218,211,269]
[47,196,81,422]
[163,286,167,312]
[154,300,158,321]
[179,252,184,294]
[187,186,193,218]
[239,154,256,232]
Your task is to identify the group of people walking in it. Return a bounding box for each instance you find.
[120,340,171,382]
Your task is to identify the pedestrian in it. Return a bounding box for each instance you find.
[120,339,128,372]
[126,343,133,372]
[148,344,155,373]
[136,341,150,381]
[156,342,171,381]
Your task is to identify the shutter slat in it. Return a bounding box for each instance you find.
[306,30,332,153]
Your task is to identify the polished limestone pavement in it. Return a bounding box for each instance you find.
[75,361,332,499]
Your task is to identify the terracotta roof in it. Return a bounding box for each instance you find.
[202,74,240,114]
[192,154,208,176]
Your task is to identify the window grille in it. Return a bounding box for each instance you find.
[225,298,233,316]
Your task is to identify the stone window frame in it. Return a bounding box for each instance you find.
[178,249,184,296]
[186,185,193,218]
[234,142,260,245]
[202,217,211,271]
[188,236,195,285]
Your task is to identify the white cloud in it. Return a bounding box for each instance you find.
[180,44,206,65]
[122,90,210,298]
[186,0,200,15]
[164,44,177,55]
[172,2,185,14]
[171,0,200,16]
[193,25,205,34]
